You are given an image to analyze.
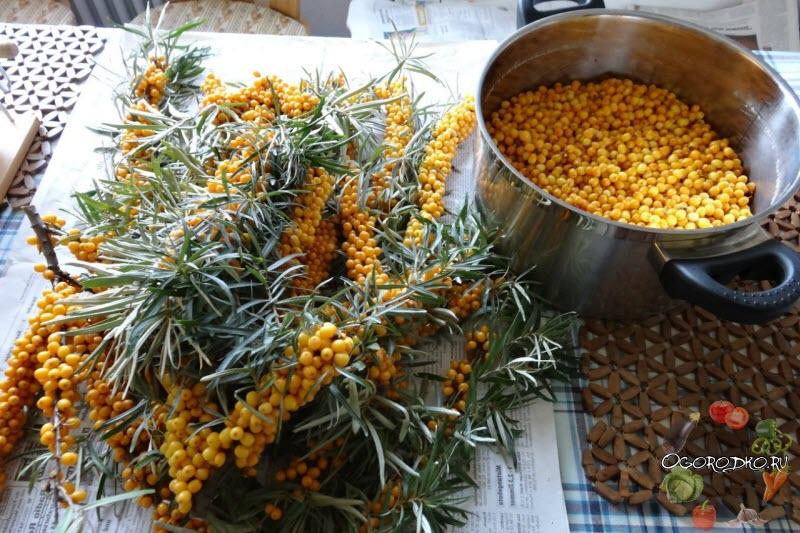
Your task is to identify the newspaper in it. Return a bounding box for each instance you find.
[625,0,800,51]
[0,31,569,533]
[458,404,568,532]
[347,0,516,41]
[349,0,800,51]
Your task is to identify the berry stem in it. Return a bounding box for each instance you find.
[23,206,81,288]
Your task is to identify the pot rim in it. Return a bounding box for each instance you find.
[476,8,800,237]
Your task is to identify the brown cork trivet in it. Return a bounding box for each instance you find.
[580,192,800,523]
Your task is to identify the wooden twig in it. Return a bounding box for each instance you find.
[22,205,81,288]
[52,406,62,526]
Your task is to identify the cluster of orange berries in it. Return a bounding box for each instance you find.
[135,56,168,105]
[159,381,218,519]
[205,136,273,206]
[201,71,318,123]
[487,79,754,229]
[447,281,484,321]
[35,333,88,457]
[61,228,105,262]
[297,217,338,290]
[442,359,472,413]
[154,502,210,533]
[0,285,74,465]
[372,78,413,198]
[86,362,164,508]
[263,502,284,521]
[86,371,136,458]
[119,101,157,157]
[58,479,88,505]
[273,437,345,501]
[0,280,97,505]
[366,348,406,400]
[280,322,354,398]
[193,322,355,491]
[212,389,277,474]
[359,479,403,533]
[36,212,65,232]
[279,167,335,290]
[340,175,387,285]
[274,77,319,117]
[202,73,271,124]
[465,325,490,358]
[121,464,161,509]
[31,262,56,282]
[207,156,255,194]
[404,96,477,246]
[430,334,490,438]
[280,167,334,254]
[120,127,151,156]
[115,161,148,186]
[25,213,66,280]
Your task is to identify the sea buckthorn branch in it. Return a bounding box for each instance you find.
[347,299,576,532]
[278,166,336,291]
[250,230,547,525]
[201,71,319,124]
[19,209,112,517]
[403,96,477,247]
[135,55,167,105]
[4,18,212,528]
[340,172,388,285]
[336,74,422,286]
[0,284,72,447]
[370,78,413,203]
[372,204,498,338]
[159,380,219,519]
[0,274,105,524]
[138,320,360,526]
[124,19,209,109]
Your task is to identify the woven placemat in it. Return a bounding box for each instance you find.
[0,23,104,207]
[580,193,800,523]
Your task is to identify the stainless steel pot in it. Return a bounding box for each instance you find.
[475,9,800,323]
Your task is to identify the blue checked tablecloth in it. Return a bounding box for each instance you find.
[0,209,23,275]
[0,45,799,532]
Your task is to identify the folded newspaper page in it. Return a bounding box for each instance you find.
[0,31,570,533]
[628,0,800,51]
[349,0,800,51]
[348,0,517,41]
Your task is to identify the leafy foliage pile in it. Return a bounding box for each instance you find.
[0,19,577,533]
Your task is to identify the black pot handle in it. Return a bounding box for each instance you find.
[660,240,800,324]
[517,0,606,27]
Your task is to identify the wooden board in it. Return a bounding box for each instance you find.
[0,112,39,201]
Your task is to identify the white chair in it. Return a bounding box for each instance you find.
[130,0,307,36]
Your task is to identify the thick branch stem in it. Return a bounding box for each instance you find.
[52,406,62,526]
[22,205,81,288]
